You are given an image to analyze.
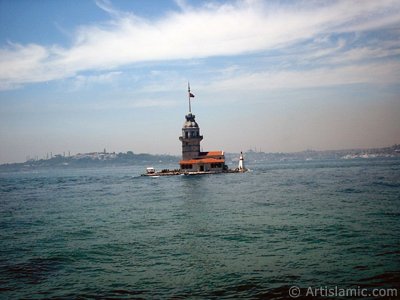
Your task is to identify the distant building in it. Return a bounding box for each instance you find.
[178,84,226,172]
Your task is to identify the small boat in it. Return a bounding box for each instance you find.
[146,167,156,175]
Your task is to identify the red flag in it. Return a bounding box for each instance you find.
[189,92,195,98]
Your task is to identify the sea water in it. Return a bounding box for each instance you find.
[0,158,399,299]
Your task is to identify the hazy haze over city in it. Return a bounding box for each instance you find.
[0,0,399,163]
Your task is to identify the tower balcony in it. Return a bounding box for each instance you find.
[179,135,203,142]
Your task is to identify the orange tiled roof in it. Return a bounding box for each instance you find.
[179,158,225,165]
[199,151,224,157]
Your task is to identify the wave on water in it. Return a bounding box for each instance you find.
[0,159,399,298]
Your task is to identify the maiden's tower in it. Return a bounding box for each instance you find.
[143,83,246,176]
[179,84,226,172]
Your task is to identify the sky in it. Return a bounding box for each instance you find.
[0,0,399,163]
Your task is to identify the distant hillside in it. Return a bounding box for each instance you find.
[1,145,399,172]
[225,144,400,163]
[0,151,179,172]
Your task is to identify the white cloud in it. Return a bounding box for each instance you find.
[89,97,178,110]
[208,61,400,92]
[71,71,122,90]
[0,43,48,89]
[0,0,399,90]
[94,0,124,18]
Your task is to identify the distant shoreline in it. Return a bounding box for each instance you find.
[0,151,178,172]
[0,144,399,172]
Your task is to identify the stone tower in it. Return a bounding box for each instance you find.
[179,112,203,160]
[178,83,226,173]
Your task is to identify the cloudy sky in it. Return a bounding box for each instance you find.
[0,0,399,163]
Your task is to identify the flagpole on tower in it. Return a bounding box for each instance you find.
[187,81,195,113]
[188,81,191,113]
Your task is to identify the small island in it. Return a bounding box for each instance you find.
[143,84,247,176]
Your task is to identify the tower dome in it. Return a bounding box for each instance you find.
[183,113,199,128]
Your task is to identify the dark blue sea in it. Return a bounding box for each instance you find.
[1,158,399,299]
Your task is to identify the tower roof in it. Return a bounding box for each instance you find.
[179,158,225,165]
[183,113,199,128]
